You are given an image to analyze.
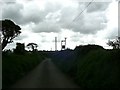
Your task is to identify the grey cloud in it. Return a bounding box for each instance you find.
[21,1,47,25]
[44,1,62,13]
[63,9,107,34]
[86,2,110,13]
[1,0,16,3]
[2,3,23,24]
[59,11,74,23]
[32,1,108,34]
[2,1,45,25]
[32,21,61,33]
[32,9,74,33]
[2,0,109,35]
[70,20,106,34]
[32,1,107,34]
[22,10,44,25]
[56,2,107,34]
[45,11,61,21]
[78,2,110,13]
[58,6,79,28]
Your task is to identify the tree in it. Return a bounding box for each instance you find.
[14,43,25,54]
[26,43,38,51]
[107,40,116,49]
[0,19,21,50]
[107,37,120,49]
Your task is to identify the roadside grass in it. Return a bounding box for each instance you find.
[76,49,120,88]
[51,45,120,88]
[2,52,45,88]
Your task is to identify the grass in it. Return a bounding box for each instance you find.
[76,49,120,88]
[51,45,120,88]
[2,51,45,88]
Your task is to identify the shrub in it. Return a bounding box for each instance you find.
[2,52,45,88]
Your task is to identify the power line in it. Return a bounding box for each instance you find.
[55,37,57,51]
[73,0,94,22]
[67,0,94,29]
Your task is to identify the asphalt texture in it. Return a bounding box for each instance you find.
[11,58,80,88]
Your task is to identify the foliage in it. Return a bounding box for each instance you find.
[26,43,38,51]
[107,37,120,49]
[2,51,45,88]
[14,43,26,54]
[50,45,120,88]
[0,19,21,50]
[76,49,120,88]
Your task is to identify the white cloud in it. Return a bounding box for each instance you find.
[3,0,118,50]
[104,0,118,39]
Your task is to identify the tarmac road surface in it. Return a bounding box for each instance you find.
[11,58,80,88]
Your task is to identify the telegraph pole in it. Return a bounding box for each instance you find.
[55,37,57,51]
[65,37,67,49]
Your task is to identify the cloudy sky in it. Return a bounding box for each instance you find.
[0,0,119,50]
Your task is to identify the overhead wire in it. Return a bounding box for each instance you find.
[73,0,94,22]
[67,0,94,29]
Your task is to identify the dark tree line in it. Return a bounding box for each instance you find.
[14,42,38,54]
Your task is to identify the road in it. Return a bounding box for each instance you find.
[11,58,80,88]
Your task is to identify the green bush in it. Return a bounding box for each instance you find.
[2,52,45,88]
[52,45,120,88]
[76,49,120,88]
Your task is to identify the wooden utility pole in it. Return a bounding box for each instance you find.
[55,37,57,51]
[65,37,67,49]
